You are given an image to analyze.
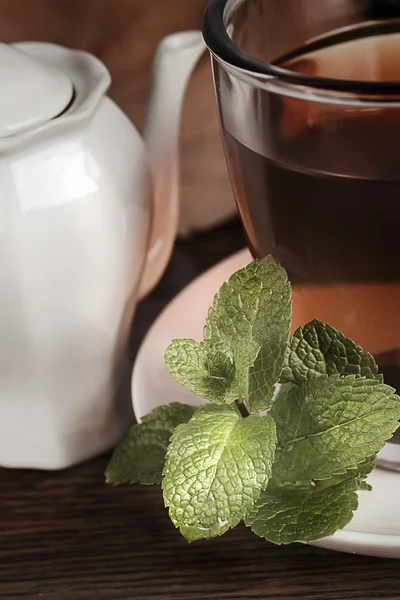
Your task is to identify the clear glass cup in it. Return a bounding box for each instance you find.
[203,0,400,470]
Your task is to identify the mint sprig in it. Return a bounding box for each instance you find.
[106,256,400,546]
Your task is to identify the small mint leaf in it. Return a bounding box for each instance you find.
[232,338,260,402]
[245,474,359,545]
[271,375,400,482]
[313,458,375,493]
[105,403,197,485]
[354,458,375,491]
[357,479,373,492]
[165,339,238,405]
[162,405,277,542]
[354,457,375,490]
[204,256,291,412]
[281,320,379,383]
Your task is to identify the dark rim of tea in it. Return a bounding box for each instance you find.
[203,0,400,94]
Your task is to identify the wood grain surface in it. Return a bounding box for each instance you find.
[1,451,399,600]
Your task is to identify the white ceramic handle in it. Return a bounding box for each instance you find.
[138,31,205,298]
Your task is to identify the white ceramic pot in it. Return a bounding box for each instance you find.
[0,33,205,469]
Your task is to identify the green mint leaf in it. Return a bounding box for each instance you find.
[313,458,375,493]
[245,473,360,545]
[165,339,238,404]
[271,375,400,482]
[350,457,375,491]
[105,403,197,485]
[162,405,276,542]
[357,479,373,492]
[281,320,379,383]
[232,338,260,403]
[354,457,375,490]
[204,256,291,412]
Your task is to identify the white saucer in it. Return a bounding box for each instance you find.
[132,249,400,559]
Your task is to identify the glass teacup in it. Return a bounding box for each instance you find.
[203,0,400,470]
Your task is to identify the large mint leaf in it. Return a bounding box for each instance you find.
[204,256,291,412]
[271,375,400,482]
[245,474,359,545]
[106,403,197,485]
[165,339,238,405]
[162,405,276,542]
[281,320,379,383]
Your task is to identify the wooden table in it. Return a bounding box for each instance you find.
[1,220,400,600]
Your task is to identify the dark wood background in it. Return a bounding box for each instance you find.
[0,0,206,126]
[0,0,234,234]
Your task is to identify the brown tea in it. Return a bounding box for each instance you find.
[223,26,400,412]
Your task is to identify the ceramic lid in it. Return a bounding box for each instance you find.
[0,42,73,138]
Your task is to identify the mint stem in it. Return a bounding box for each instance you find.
[236,401,250,418]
